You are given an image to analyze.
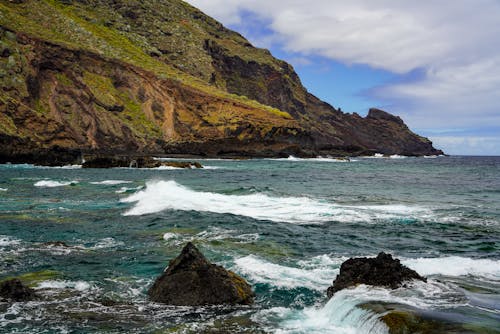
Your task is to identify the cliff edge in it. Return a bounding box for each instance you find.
[0,0,442,163]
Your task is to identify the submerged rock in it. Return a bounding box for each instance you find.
[42,241,70,248]
[148,242,254,305]
[0,279,37,301]
[327,252,426,298]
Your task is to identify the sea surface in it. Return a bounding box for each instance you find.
[0,156,499,333]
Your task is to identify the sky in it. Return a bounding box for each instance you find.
[185,0,500,155]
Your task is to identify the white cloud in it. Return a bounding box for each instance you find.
[430,136,500,156]
[186,0,500,154]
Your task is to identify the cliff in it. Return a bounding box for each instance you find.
[0,0,442,163]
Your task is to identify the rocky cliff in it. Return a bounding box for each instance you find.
[0,0,442,163]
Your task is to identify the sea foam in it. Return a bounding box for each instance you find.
[90,180,132,185]
[403,256,500,279]
[34,180,78,187]
[234,255,339,291]
[120,180,429,224]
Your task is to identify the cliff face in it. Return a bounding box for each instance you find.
[0,0,442,163]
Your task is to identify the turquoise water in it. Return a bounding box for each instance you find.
[0,156,499,333]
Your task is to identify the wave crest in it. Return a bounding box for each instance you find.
[120,180,429,224]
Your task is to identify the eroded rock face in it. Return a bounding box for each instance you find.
[327,252,426,298]
[148,242,254,306]
[0,279,37,301]
[0,1,443,161]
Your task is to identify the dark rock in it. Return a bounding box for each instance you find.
[148,242,254,305]
[161,161,203,169]
[0,279,37,301]
[327,252,426,298]
[81,156,156,168]
[42,241,70,248]
[366,108,404,125]
[81,156,203,168]
[82,156,129,168]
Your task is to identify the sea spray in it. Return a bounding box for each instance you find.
[234,255,339,291]
[258,289,389,334]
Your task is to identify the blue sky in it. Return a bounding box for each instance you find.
[186,1,500,155]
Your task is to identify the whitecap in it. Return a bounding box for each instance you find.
[233,255,339,291]
[57,164,82,169]
[154,165,183,170]
[163,232,178,241]
[255,290,389,334]
[403,256,500,279]
[267,155,353,162]
[0,235,21,247]
[0,188,7,192]
[90,237,125,249]
[36,280,92,292]
[120,180,430,224]
[34,180,78,187]
[90,180,132,185]
[115,185,144,194]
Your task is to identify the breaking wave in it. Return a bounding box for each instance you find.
[34,180,78,187]
[90,180,132,185]
[120,180,429,224]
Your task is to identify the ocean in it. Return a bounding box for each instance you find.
[0,156,499,333]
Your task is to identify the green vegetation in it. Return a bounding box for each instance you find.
[0,0,292,119]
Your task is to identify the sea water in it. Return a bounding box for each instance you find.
[0,156,498,333]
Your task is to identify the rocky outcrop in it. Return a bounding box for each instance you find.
[81,155,202,168]
[148,242,254,306]
[327,252,426,298]
[0,278,37,301]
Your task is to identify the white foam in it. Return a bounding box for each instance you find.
[162,227,260,246]
[58,164,82,169]
[0,235,21,247]
[36,280,92,291]
[268,155,352,162]
[403,256,500,279]
[0,188,7,192]
[162,232,178,241]
[120,180,428,224]
[154,165,183,170]
[278,291,389,334]
[389,154,408,159]
[234,255,340,291]
[256,290,389,334]
[90,237,125,249]
[90,180,132,185]
[34,180,78,187]
[115,186,144,194]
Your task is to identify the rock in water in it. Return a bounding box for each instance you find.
[148,242,254,305]
[327,252,426,298]
[0,279,37,301]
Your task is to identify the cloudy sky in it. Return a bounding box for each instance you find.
[185,0,500,155]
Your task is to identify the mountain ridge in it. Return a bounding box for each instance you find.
[0,0,442,163]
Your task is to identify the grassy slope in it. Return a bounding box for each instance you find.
[0,0,291,119]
